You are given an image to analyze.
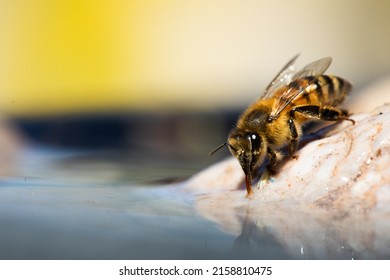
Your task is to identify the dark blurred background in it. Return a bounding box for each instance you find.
[10,111,238,183]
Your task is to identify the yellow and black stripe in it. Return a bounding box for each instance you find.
[287,75,352,108]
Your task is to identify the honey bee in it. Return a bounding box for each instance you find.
[211,54,354,197]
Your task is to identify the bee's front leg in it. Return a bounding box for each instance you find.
[267,147,278,169]
[287,117,299,158]
[256,148,277,189]
[258,169,271,189]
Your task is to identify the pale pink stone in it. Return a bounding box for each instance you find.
[183,81,390,258]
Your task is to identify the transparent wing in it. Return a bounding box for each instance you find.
[259,54,300,100]
[292,56,331,80]
[269,57,332,120]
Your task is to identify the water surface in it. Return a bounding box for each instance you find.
[2,111,389,260]
[0,147,289,259]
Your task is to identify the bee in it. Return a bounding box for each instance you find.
[211,54,355,197]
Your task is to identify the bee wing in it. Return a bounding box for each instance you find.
[292,57,332,80]
[268,57,332,120]
[260,54,300,100]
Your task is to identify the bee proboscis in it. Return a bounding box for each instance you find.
[211,54,355,197]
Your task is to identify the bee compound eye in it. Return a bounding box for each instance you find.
[249,133,261,152]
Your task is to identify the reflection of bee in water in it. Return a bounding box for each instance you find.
[211,55,355,197]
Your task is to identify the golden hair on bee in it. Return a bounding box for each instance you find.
[211,54,355,198]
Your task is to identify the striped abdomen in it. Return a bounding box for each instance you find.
[295,75,352,107]
[269,75,352,120]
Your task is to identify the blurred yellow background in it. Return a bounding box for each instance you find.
[1,0,390,117]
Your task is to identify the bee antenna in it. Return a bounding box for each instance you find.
[209,142,228,157]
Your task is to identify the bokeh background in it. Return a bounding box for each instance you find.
[1,0,390,181]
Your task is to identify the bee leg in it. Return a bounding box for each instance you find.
[255,149,276,190]
[258,168,271,189]
[287,117,299,158]
[291,105,355,124]
[339,109,356,125]
[267,148,278,170]
[288,105,355,155]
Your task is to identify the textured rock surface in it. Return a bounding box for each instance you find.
[184,99,390,258]
[186,104,390,205]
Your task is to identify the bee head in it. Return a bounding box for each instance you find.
[209,128,266,196]
[227,128,266,178]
